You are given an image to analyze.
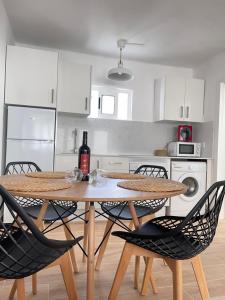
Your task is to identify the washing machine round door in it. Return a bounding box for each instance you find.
[178,173,200,202]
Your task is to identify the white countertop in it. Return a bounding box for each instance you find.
[56,152,212,160]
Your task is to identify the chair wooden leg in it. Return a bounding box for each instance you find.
[9,280,17,300]
[16,279,25,300]
[32,273,37,295]
[60,252,78,300]
[63,217,79,273]
[134,256,140,289]
[141,257,158,295]
[95,218,114,271]
[191,256,209,300]
[172,260,183,300]
[83,202,90,263]
[108,242,134,300]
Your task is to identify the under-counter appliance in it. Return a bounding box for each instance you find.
[169,161,206,216]
[5,105,56,171]
[168,142,201,157]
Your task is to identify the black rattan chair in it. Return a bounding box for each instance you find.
[4,161,79,273]
[95,165,168,271]
[0,185,82,300]
[109,180,225,300]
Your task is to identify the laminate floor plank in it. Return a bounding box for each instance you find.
[1,220,225,300]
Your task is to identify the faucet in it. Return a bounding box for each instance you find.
[72,128,78,154]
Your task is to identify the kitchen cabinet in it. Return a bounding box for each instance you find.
[5,45,58,108]
[154,77,205,122]
[57,55,91,115]
[98,156,129,172]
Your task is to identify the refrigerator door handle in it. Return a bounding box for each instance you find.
[51,89,55,103]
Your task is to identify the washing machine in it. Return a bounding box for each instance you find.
[170,160,207,216]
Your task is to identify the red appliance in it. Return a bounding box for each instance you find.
[177,125,192,142]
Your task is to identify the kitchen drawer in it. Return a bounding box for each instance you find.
[99,157,129,172]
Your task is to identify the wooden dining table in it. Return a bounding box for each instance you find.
[1,174,186,300]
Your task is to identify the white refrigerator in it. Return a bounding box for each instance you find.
[5,105,56,171]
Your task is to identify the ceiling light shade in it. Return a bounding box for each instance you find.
[108,39,134,81]
[108,64,133,81]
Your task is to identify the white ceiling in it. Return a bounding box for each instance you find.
[3,0,225,67]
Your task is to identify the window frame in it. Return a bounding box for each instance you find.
[89,85,133,120]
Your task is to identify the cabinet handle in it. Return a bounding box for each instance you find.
[97,160,100,169]
[85,97,88,110]
[98,97,101,110]
[51,89,54,103]
[109,161,122,165]
[180,106,184,118]
[186,106,189,118]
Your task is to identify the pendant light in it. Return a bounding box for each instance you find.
[108,39,134,81]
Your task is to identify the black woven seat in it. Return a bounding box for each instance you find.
[101,165,168,220]
[0,184,82,299]
[4,161,77,221]
[109,181,225,300]
[112,180,225,260]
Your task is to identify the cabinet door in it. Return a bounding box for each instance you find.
[99,156,129,172]
[57,57,91,115]
[184,79,204,122]
[5,45,58,107]
[164,77,186,121]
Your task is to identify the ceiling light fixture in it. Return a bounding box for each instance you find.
[108,39,144,82]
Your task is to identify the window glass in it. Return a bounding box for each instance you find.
[101,95,115,115]
[117,92,128,120]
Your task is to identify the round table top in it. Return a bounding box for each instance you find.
[0,174,187,203]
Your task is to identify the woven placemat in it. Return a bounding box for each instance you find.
[117,178,186,192]
[0,178,72,192]
[25,171,66,179]
[101,172,147,180]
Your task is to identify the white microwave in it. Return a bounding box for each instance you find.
[167,142,201,157]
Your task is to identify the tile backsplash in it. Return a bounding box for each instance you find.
[56,114,182,155]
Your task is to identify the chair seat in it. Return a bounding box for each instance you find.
[24,202,77,221]
[112,219,203,260]
[0,229,79,279]
[101,203,162,220]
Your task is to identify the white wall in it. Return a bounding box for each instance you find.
[0,0,14,172]
[194,52,225,181]
[59,50,193,122]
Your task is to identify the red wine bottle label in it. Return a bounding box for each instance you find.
[80,154,89,175]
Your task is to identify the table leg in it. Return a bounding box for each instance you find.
[128,202,141,289]
[87,202,95,300]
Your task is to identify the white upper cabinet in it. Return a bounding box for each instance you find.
[154,77,205,122]
[184,78,205,122]
[57,55,91,115]
[5,45,58,108]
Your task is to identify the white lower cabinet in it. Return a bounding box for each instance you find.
[98,156,129,172]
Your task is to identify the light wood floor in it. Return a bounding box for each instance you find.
[1,220,225,300]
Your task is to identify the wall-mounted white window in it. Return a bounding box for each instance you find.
[89,85,132,120]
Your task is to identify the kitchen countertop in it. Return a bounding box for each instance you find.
[56,152,212,160]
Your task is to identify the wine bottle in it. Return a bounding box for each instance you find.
[78,131,90,181]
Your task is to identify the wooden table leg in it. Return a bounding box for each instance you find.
[87,202,95,300]
[83,201,90,262]
[32,200,49,295]
[128,202,141,289]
